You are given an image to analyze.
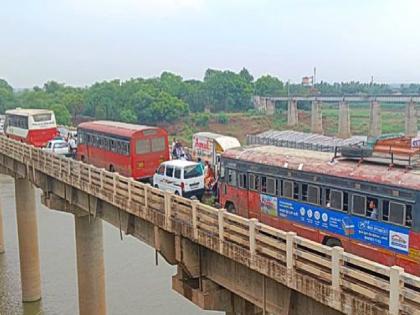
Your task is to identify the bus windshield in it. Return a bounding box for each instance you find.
[33,113,52,122]
[184,164,203,179]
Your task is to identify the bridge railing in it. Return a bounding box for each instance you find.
[1,136,419,315]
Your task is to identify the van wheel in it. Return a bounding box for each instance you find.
[226,202,236,214]
[174,191,180,196]
[324,237,342,248]
[154,184,159,189]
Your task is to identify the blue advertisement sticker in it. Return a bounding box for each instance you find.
[261,195,410,254]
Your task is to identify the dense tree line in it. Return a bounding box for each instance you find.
[0,69,418,125]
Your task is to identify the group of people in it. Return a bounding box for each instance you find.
[171,138,218,197]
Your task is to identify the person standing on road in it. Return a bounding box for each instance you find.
[68,135,77,159]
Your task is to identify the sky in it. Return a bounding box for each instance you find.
[1,0,420,88]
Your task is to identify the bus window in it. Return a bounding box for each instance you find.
[308,185,320,205]
[302,184,308,201]
[151,137,165,152]
[238,173,247,189]
[343,192,349,211]
[389,202,405,225]
[220,165,225,179]
[406,205,413,227]
[266,177,276,196]
[294,182,299,200]
[330,190,343,210]
[166,165,174,177]
[276,179,282,196]
[283,180,293,199]
[249,174,260,191]
[228,169,237,186]
[383,200,390,221]
[174,167,181,179]
[366,197,379,219]
[261,176,267,193]
[136,139,150,154]
[352,194,366,215]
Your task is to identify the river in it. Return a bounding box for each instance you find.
[0,175,220,315]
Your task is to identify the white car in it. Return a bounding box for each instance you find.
[153,160,204,200]
[43,139,70,156]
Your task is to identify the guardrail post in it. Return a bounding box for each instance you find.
[112,173,117,203]
[286,232,297,286]
[164,191,173,231]
[191,200,199,240]
[249,218,258,267]
[218,209,226,253]
[389,266,404,315]
[331,246,344,307]
[143,184,149,211]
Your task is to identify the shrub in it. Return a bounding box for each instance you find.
[193,112,210,127]
[216,112,229,124]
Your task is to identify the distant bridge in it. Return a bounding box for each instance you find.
[253,95,420,138]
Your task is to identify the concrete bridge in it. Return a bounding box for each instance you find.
[0,136,420,315]
[253,95,420,138]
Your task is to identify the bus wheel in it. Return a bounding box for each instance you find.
[81,155,86,162]
[226,202,236,214]
[174,191,180,195]
[109,165,115,172]
[324,237,342,248]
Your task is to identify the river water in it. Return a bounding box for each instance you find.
[0,175,220,315]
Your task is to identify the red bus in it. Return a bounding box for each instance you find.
[4,108,58,147]
[219,145,420,275]
[77,121,169,180]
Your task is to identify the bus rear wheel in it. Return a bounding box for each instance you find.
[225,202,236,214]
[324,237,342,248]
[109,165,115,172]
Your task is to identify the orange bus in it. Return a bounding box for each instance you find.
[77,121,169,180]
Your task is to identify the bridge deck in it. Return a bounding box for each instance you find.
[0,136,419,315]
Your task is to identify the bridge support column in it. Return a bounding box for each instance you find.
[0,198,5,254]
[405,101,417,137]
[75,215,106,315]
[15,178,42,302]
[368,101,381,137]
[338,101,351,138]
[311,100,323,134]
[287,100,298,126]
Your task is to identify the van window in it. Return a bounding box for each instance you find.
[184,164,203,179]
[166,165,174,177]
[157,165,165,175]
[136,139,150,154]
[174,167,181,179]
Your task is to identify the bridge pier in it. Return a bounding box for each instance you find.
[287,100,298,126]
[368,101,381,137]
[15,178,42,302]
[311,100,323,134]
[0,198,5,254]
[75,214,106,315]
[405,101,417,137]
[338,101,351,138]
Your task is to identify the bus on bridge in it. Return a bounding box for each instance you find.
[219,145,419,275]
[4,108,58,147]
[77,121,169,180]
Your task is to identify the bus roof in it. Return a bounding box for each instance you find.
[6,108,53,116]
[78,120,165,138]
[222,145,420,191]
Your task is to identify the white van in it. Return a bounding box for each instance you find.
[153,160,205,199]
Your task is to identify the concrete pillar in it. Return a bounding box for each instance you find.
[337,101,351,138]
[287,100,298,126]
[0,198,5,254]
[15,178,42,302]
[266,99,275,115]
[405,101,417,137]
[75,215,106,315]
[368,101,381,137]
[311,100,323,134]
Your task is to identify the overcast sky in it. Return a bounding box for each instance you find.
[1,0,420,88]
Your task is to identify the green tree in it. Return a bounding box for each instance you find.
[50,103,71,125]
[255,75,285,97]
